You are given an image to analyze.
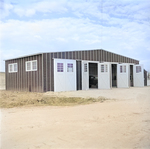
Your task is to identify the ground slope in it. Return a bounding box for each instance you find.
[1,87,150,149]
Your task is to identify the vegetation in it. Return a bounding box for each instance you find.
[0,90,109,108]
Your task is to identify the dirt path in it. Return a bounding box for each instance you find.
[1,87,150,149]
[45,87,150,101]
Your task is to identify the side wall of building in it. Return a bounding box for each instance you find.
[144,69,147,86]
[6,50,139,92]
[5,54,43,92]
[43,50,139,92]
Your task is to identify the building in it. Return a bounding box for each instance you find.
[5,49,147,92]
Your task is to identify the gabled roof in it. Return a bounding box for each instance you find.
[4,49,139,62]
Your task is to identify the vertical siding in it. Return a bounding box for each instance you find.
[5,49,139,92]
[90,50,93,61]
[81,51,84,60]
[76,61,82,90]
[5,62,7,90]
[48,49,140,92]
[94,50,98,61]
[43,53,47,92]
[51,53,54,91]
[144,70,147,86]
[5,54,43,92]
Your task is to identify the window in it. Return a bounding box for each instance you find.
[26,60,37,71]
[32,61,37,70]
[84,63,87,72]
[101,64,107,73]
[67,63,73,72]
[101,65,104,72]
[8,63,18,73]
[136,66,141,73]
[120,66,123,73]
[14,63,17,72]
[26,62,31,71]
[124,66,126,73]
[120,65,126,73]
[57,63,63,72]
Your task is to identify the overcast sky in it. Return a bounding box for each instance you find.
[0,0,150,72]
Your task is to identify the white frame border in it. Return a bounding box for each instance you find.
[25,60,37,72]
[8,63,18,73]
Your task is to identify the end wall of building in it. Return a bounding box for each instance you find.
[5,54,43,92]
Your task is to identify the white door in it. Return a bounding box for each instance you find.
[117,63,129,88]
[133,64,144,87]
[82,61,89,90]
[54,59,66,92]
[65,60,76,91]
[98,63,111,89]
[54,59,76,92]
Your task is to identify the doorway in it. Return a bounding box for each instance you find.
[111,64,117,87]
[89,63,98,89]
[130,65,134,87]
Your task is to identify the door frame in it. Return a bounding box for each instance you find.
[133,64,144,87]
[98,62,111,89]
[117,63,129,88]
[129,64,134,87]
[54,58,76,92]
[110,62,118,88]
[82,60,99,90]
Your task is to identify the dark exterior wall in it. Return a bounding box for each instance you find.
[144,70,147,86]
[5,54,43,92]
[42,53,54,92]
[43,49,139,92]
[50,49,139,64]
[76,60,82,90]
[5,49,139,92]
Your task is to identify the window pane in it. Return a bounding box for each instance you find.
[124,66,126,73]
[120,66,122,73]
[14,64,17,72]
[67,63,73,72]
[84,64,87,72]
[32,61,37,70]
[9,65,13,72]
[57,63,63,72]
[101,65,104,72]
[27,62,31,71]
[136,66,141,73]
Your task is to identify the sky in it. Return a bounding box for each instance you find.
[0,0,150,72]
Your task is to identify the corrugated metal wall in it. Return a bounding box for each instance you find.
[5,54,43,92]
[6,49,139,92]
[76,61,82,90]
[144,70,147,86]
[43,49,139,92]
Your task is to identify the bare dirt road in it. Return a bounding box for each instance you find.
[1,87,150,149]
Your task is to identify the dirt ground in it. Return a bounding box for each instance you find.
[1,87,150,149]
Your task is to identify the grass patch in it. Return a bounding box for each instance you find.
[0,90,108,108]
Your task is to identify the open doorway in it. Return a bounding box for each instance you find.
[89,63,98,88]
[130,65,134,87]
[111,64,117,87]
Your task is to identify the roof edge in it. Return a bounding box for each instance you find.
[4,49,139,62]
[4,53,44,61]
